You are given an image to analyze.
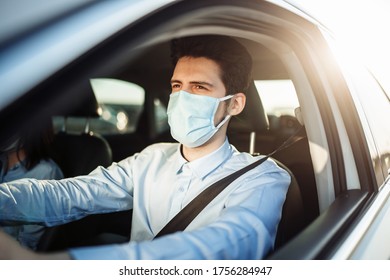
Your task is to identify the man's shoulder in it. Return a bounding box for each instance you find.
[230,150,289,177]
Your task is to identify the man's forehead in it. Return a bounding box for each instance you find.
[172,57,222,81]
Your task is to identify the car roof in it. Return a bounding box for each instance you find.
[0,0,176,111]
[0,0,94,46]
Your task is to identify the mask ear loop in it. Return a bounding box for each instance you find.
[216,115,231,129]
[219,94,234,102]
[215,94,234,129]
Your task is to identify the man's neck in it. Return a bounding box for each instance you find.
[181,135,226,162]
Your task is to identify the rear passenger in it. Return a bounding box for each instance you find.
[0,120,63,250]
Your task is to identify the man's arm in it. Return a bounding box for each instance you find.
[68,164,290,260]
[0,159,136,227]
[1,156,290,260]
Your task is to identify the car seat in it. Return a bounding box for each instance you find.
[49,90,113,177]
[228,81,308,248]
[50,130,112,177]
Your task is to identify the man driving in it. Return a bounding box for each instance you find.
[0,35,290,260]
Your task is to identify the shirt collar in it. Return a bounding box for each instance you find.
[174,138,233,180]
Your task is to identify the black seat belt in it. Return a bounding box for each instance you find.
[155,126,305,239]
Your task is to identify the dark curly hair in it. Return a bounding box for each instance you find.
[171,35,253,95]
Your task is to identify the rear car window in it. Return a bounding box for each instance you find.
[53,78,145,134]
[255,79,299,117]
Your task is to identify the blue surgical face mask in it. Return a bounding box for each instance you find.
[167,90,233,148]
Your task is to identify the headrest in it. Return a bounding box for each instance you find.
[228,81,269,132]
[56,81,101,118]
[50,132,112,177]
[69,94,100,118]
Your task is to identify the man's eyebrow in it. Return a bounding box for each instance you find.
[189,81,214,87]
[170,79,182,84]
[170,80,214,87]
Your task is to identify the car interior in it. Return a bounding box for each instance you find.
[32,33,321,258]
[2,0,389,261]
[3,0,363,259]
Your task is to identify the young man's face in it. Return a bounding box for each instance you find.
[170,56,230,126]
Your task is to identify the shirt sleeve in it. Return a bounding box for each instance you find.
[69,162,290,260]
[0,157,136,227]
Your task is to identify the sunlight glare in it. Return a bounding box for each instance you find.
[293,0,390,94]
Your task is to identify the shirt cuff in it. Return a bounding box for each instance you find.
[69,243,129,260]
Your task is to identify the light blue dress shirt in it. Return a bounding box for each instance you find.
[0,139,290,259]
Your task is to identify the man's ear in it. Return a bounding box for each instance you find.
[228,93,246,116]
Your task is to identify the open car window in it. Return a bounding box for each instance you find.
[53,78,145,135]
[255,79,299,117]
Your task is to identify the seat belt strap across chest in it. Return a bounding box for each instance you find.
[154,126,305,239]
[154,155,269,238]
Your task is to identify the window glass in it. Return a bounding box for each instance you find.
[53,78,145,134]
[254,79,300,132]
[154,98,169,134]
[348,67,390,179]
[254,79,299,117]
